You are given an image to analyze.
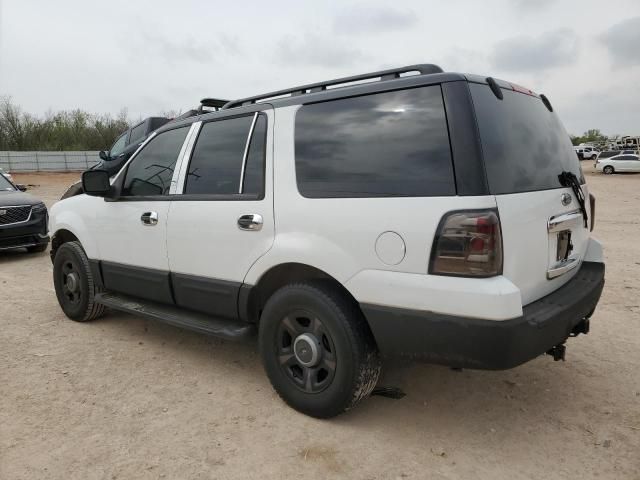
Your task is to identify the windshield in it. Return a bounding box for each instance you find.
[470,83,584,194]
[0,173,15,191]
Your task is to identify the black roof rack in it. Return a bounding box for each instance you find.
[200,98,229,111]
[222,64,444,109]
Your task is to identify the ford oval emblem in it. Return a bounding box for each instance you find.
[561,193,572,206]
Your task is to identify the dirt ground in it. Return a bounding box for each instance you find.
[1,167,639,480]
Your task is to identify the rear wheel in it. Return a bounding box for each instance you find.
[603,165,614,174]
[259,281,381,418]
[53,241,104,322]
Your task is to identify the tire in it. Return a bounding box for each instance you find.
[53,241,105,322]
[27,244,48,253]
[259,281,381,418]
[591,154,597,160]
[603,166,614,175]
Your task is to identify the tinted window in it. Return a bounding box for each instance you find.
[110,133,128,157]
[295,86,454,198]
[242,114,267,195]
[122,127,189,196]
[0,173,14,190]
[470,83,584,194]
[129,122,147,145]
[185,115,254,195]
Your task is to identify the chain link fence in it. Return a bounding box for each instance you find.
[0,151,101,172]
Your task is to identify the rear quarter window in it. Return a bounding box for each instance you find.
[470,83,584,194]
[294,86,455,198]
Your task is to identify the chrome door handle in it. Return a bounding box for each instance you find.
[238,214,263,231]
[141,211,158,226]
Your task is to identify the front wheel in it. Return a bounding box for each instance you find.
[53,241,105,322]
[259,281,381,418]
[603,165,614,174]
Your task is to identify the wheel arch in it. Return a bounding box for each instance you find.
[50,228,79,262]
[239,262,362,325]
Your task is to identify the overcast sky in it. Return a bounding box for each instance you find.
[0,0,639,136]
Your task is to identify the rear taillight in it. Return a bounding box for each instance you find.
[429,210,503,277]
[589,193,596,231]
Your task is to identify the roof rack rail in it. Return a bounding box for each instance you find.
[222,64,444,109]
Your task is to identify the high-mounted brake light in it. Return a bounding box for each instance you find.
[429,210,503,277]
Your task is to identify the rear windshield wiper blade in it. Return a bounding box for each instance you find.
[558,171,588,228]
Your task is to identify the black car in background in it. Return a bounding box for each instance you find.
[0,175,49,253]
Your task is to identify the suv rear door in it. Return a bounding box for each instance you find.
[470,82,591,305]
[166,108,274,319]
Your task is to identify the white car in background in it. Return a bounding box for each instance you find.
[574,146,598,160]
[595,153,640,174]
[0,168,13,183]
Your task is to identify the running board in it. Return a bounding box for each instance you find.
[94,292,256,341]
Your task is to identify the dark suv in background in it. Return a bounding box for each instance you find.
[97,117,171,177]
[0,174,49,253]
[60,117,171,199]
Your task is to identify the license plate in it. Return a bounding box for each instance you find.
[556,230,572,261]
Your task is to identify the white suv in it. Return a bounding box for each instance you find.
[49,65,605,418]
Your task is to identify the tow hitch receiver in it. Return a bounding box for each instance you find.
[570,318,590,337]
[547,344,566,362]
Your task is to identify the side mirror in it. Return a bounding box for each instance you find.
[82,170,112,197]
[16,184,27,192]
[99,150,108,161]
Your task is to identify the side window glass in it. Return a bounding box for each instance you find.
[122,127,189,196]
[295,86,454,197]
[242,114,267,195]
[129,122,147,145]
[185,115,255,195]
[110,133,128,157]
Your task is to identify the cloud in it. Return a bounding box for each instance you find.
[490,29,579,72]
[274,33,367,68]
[599,16,640,67]
[510,0,557,10]
[127,31,244,66]
[442,47,488,74]
[333,5,417,35]
[560,89,640,136]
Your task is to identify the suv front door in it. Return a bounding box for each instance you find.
[166,109,274,319]
[93,125,193,303]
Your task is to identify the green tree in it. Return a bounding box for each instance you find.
[0,96,131,151]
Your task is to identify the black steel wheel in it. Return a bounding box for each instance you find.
[53,241,104,322]
[276,309,338,394]
[259,281,381,418]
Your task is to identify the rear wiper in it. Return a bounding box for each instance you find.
[558,171,588,228]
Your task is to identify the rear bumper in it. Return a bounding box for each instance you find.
[362,261,605,370]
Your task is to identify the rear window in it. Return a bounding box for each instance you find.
[295,86,455,198]
[470,83,584,194]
